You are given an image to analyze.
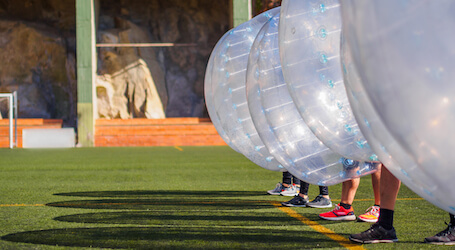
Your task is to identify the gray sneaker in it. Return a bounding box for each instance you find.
[267,183,284,195]
[307,195,332,208]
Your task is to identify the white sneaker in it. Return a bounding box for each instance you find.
[280,184,299,196]
[267,183,284,195]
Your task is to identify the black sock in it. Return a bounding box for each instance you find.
[450,213,455,225]
[340,202,351,210]
[378,208,394,230]
[374,204,380,207]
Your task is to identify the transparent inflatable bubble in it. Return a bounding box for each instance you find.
[279,0,377,161]
[341,33,448,209]
[341,0,455,213]
[245,11,378,185]
[204,32,239,152]
[207,7,284,171]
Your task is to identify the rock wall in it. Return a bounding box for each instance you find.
[0,20,77,125]
[0,0,230,126]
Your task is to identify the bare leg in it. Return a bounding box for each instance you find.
[340,178,360,205]
[380,166,401,210]
[371,164,382,205]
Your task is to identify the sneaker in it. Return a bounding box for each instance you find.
[424,223,455,245]
[307,195,332,208]
[267,183,284,195]
[349,223,398,244]
[358,205,380,223]
[280,184,299,196]
[319,203,356,221]
[281,195,309,207]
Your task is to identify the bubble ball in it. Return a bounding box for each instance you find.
[206,7,284,171]
[278,0,377,162]
[245,10,378,185]
[204,32,239,152]
[340,33,445,208]
[340,0,455,213]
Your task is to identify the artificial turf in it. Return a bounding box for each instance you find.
[0,146,449,249]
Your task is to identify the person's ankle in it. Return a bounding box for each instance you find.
[298,193,308,199]
[339,202,352,209]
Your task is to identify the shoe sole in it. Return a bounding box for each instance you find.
[307,203,333,208]
[350,237,398,244]
[281,203,306,207]
[425,241,455,245]
[319,215,356,221]
[357,217,378,223]
[280,193,299,197]
[267,192,281,195]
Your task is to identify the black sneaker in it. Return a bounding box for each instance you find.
[349,223,398,244]
[281,195,309,207]
[306,195,332,208]
[424,223,455,245]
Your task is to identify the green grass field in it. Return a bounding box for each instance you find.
[0,146,449,249]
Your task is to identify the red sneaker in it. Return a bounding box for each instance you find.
[358,205,380,223]
[319,203,356,221]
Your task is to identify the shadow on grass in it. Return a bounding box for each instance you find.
[54,190,266,198]
[46,198,272,210]
[54,211,293,225]
[2,226,331,249]
[3,190,350,248]
[48,190,277,210]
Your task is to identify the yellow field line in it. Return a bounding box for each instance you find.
[270,201,364,250]
[174,146,183,151]
[0,204,45,207]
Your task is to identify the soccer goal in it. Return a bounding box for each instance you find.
[0,92,18,148]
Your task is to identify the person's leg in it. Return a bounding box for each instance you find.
[319,186,330,199]
[378,166,400,211]
[358,164,382,223]
[299,182,309,198]
[371,164,381,206]
[340,177,360,207]
[282,171,292,187]
[292,175,301,187]
[318,178,359,220]
[350,166,400,244]
[424,213,455,245]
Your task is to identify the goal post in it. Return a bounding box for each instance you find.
[0,92,17,148]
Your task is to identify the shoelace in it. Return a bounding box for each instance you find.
[292,195,306,202]
[276,183,284,191]
[364,206,379,215]
[312,195,323,202]
[365,224,383,237]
